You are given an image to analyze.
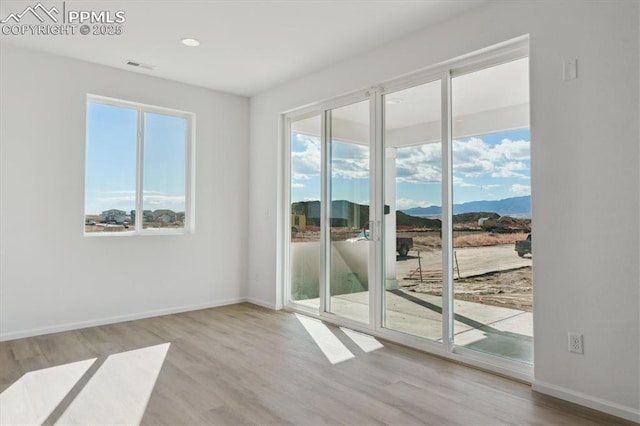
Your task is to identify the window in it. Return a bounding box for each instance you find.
[84,95,194,235]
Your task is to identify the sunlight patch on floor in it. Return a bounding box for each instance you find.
[0,343,170,426]
[340,327,384,353]
[56,343,170,425]
[295,314,354,364]
[0,358,96,426]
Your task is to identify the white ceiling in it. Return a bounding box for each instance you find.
[0,0,486,97]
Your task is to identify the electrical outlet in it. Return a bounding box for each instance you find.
[568,333,583,354]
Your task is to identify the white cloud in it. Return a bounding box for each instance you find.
[290,135,530,184]
[453,137,489,162]
[395,144,442,184]
[494,139,530,160]
[396,164,442,184]
[504,162,528,171]
[98,190,136,195]
[291,182,305,188]
[510,184,531,196]
[291,136,321,181]
[330,142,369,179]
[293,137,372,181]
[455,159,494,176]
[452,138,496,177]
[330,158,369,179]
[453,176,475,187]
[481,184,499,190]
[452,137,530,179]
[397,144,441,163]
[492,161,529,178]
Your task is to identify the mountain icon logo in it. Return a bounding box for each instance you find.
[1,2,60,24]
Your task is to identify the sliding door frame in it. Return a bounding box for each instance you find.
[283,36,532,381]
[283,108,322,316]
[372,71,452,350]
[321,93,377,328]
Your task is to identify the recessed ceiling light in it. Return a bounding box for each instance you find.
[385,98,403,105]
[181,38,200,47]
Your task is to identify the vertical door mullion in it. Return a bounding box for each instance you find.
[283,117,292,309]
[136,109,145,233]
[320,110,330,315]
[441,73,454,351]
[371,88,384,331]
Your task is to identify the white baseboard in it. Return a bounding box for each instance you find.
[0,298,248,342]
[246,297,280,310]
[533,380,640,423]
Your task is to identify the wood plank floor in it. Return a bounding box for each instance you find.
[0,303,635,425]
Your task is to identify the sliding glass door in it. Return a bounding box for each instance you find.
[325,100,372,324]
[381,80,444,341]
[289,115,322,310]
[451,58,532,363]
[286,44,532,371]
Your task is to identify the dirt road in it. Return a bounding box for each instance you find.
[395,244,531,280]
[394,244,533,312]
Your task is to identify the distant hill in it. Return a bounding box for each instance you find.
[402,196,531,217]
[396,211,441,229]
[452,212,499,224]
[291,196,530,228]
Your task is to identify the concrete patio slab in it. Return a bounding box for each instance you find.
[293,289,533,364]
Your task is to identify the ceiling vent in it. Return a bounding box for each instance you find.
[125,60,154,70]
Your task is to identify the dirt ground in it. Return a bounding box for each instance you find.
[402,266,532,312]
[291,227,533,312]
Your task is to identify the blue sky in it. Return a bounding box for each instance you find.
[85,103,187,215]
[291,128,530,208]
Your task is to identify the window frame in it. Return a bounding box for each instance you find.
[84,94,195,236]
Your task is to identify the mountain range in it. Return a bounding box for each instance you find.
[401,195,531,217]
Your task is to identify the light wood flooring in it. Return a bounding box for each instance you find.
[0,303,635,425]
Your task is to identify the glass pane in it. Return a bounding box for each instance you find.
[382,81,443,341]
[327,100,370,324]
[141,112,187,230]
[290,115,322,310]
[451,57,532,363]
[85,102,137,233]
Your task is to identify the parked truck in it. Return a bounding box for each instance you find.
[515,233,532,257]
[396,236,413,257]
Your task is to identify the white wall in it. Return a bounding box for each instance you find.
[248,0,639,421]
[0,44,250,340]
